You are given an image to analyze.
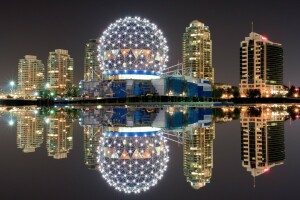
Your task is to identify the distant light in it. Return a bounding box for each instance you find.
[34,92,38,96]
[8,120,14,126]
[44,118,50,124]
[9,81,15,87]
[261,36,268,40]
[263,168,270,172]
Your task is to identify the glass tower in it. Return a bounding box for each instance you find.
[240,106,286,177]
[239,32,283,97]
[183,20,214,83]
[47,49,74,94]
[183,124,215,189]
[84,39,100,81]
[17,109,44,153]
[18,55,45,96]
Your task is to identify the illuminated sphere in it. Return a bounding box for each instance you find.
[98,132,169,193]
[99,16,169,79]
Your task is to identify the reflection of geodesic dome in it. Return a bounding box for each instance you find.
[98,130,169,193]
[99,16,168,79]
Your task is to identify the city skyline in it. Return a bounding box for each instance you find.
[0,0,298,87]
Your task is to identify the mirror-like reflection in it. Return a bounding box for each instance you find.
[16,109,44,153]
[46,111,73,159]
[0,105,295,197]
[240,106,287,179]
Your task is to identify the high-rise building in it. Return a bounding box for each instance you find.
[183,20,214,83]
[83,125,102,170]
[46,112,73,159]
[47,49,74,94]
[183,124,215,189]
[84,39,100,81]
[17,55,45,96]
[240,106,286,177]
[239,32,284,97]
[16,109,44,153]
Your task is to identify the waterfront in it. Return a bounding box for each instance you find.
[0,105,299,199]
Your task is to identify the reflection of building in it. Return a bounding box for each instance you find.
[84,39,100,81]
[46,112,73,159]
[183,123,215,189]
[18,55,45,96]
[80,107,214,193]
[98,132,169,194]
[80,108,169,193]
[240,107,286,177]
[239,32,284,97]
[183,20,214,83]
[17,110,44,153]
[47,49,74,94]
[83,126,102,169]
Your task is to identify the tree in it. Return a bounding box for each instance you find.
[66,86,80,97]
[286,85,296,97]
[246,89,261,98]
[212,88,224,98]
[232,86,240,98]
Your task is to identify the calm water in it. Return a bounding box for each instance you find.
[0,105,299,200]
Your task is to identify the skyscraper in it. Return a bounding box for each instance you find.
[47,49,74,94]
[46,111,73,159]
[239,32,284,97]
[84,39,100,81]
[17,55,45,96]
[183,20,214,83]
[17,109,44,153]
[83,125,102,170]
[240,106,286,177]
[183,124,215,189]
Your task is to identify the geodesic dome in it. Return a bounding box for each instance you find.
[99,16,168,80]
[97,131,169,193]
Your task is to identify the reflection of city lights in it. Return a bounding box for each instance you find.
[8,120,14,126]
[263,168,270,173]
[44,118,50,124]
[98,132,169,194]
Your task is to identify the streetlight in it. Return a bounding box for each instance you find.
[9,81,15,95]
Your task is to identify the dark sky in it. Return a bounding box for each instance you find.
[0,0,299,86]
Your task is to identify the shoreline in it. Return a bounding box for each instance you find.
[1,97,300,107]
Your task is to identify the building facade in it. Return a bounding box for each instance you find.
[47,49,74,94]
[16,109,44,153]
[18,55,45,96]
[240,106,286,177]
[183,124,215,189]
[46,111,73,159]
[84,39,101,81]
[183,20,214,83]
[83,126,102,170]
[239,32,284,97]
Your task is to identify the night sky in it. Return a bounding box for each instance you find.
[0,0,299,87]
